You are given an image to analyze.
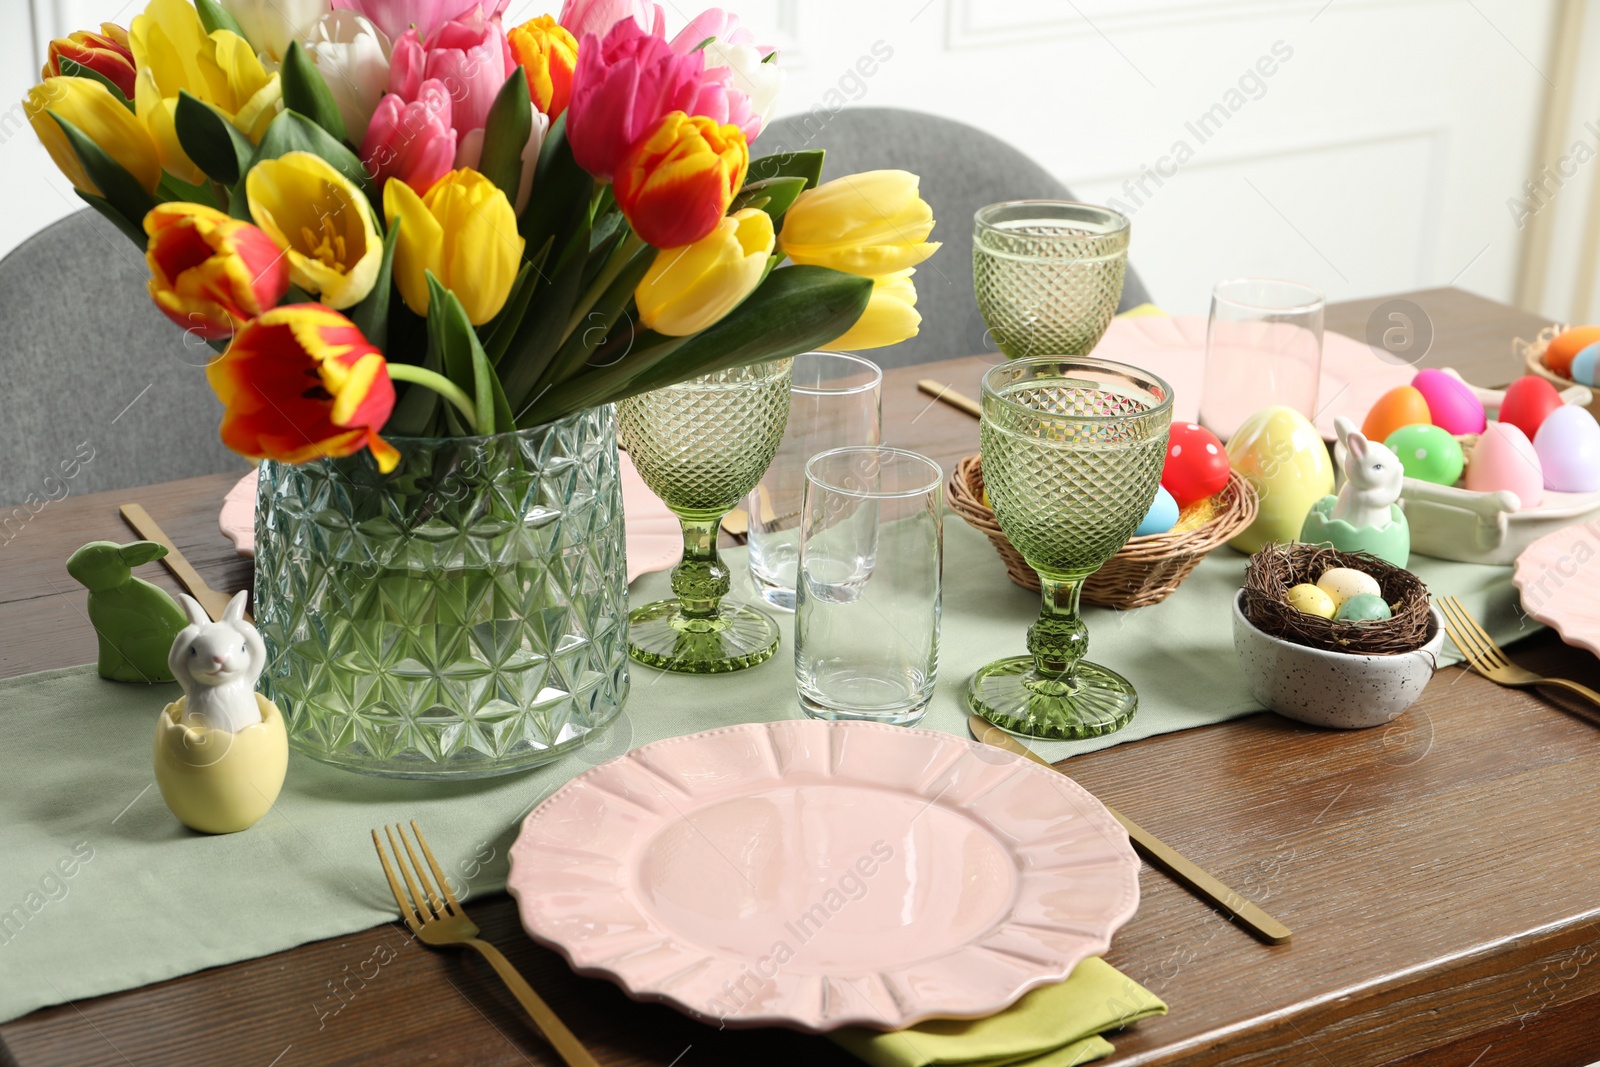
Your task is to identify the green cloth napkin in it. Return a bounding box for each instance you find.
[830,957,1166,1067]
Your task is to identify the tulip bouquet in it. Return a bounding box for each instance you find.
[24,0,939,474]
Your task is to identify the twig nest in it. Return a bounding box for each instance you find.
[1243,543,1431,655]
[152,694,287,834]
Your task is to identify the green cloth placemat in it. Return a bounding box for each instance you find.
[0,520,1529,1023]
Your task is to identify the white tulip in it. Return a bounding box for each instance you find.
[706,43,785,134]
[220,0,326,62]
[303,12,393,145]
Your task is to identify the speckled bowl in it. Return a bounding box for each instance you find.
[1231,591,1444,729]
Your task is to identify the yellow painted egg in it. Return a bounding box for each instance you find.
[1285,583,1337,619]
[1316,567,1382,608]
[1226,406,1335,553]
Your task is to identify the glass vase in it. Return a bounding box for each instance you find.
[254,407,629,779]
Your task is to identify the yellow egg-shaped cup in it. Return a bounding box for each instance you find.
[152,695,287,834]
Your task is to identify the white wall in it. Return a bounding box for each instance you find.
[4,0,1571,322]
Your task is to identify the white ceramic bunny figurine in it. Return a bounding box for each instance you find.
[168,590,266,733]
[1330,416,1405,529]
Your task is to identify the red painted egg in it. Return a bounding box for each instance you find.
[1161,422,1230,507]
[1496,375,1564,442]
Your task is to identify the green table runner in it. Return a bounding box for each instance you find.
[0,520,1530,1023]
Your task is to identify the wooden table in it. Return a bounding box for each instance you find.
[3,288,1598,1067]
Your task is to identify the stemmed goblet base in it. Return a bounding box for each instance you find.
[967,657,1137,740]
[627,601,779,674]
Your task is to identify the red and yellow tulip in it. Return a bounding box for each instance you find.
[43,23,137,99]
[614,111,747,250]
[207,304,399,473]
[507,15,578,120]
[145,203,290,339]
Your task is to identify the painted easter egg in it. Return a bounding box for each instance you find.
[1286,583,1336,619]
[1533,405,1600,493]
[1161,422,1230,507]
[1496,375,1564,441]
[1465,423,1543,507]
[1135,486,1180,536]
[1411,369,1486,435]
[1316,567,1382,608]
[1384,423,1464,486]
[1571,344,1599,387]
[1362,386,1431,445]
[1546,326,1600,379]
[1335,593,1392,622]
[1226,406,1335,554]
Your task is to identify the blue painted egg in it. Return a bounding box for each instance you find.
[1135,486,1179,536]
[1571,343,1599,387]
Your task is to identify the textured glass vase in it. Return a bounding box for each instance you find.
[254,407,629,779]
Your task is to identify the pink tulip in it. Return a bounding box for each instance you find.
[668,8,756,53]
[692,64,759,142]
[566,19,703,180]
[361,80,457,195]
[331,0,509,44]
[389,12,515,167]
[558,0,663,39]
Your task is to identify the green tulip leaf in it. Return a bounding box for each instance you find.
[747,149,825,191]
[156,172,221,209]
[537,237,656,393]
[483,254,542,367]
[519,114,593,264]
[350,216,399,350]
[56,58,133,111]
[498,211,591,411]
[47,110,156,236]
[73,190,146,247]
[175,90,255,186]
[424,273,510,436]
[248,110,376,203]
[279,42,348,145]
[730,175,807,226]
[479,68,531,208]
[193,0,247,38]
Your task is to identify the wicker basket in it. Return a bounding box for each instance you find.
[947,455,1259,610]
[1516,322,1600,420]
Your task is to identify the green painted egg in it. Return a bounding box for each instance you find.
[1335,593,1393,622]
[1384,423,1464,486]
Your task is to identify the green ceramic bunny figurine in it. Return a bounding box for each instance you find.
[65,540,189,683]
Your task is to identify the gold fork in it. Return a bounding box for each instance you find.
[1435,595,1600,726]
[372,821,599,1067]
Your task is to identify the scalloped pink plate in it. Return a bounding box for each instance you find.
[506,719,1141,1032]
[218,451,682,583]
[1090,315,1414,439]
[1512,521,1600,658]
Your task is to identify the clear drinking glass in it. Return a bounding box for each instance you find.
[973,201,1130,359]
[795,447,943,726]
[748,352,883,611]
[1200,278,1325,442]
[617,359,793,673]
[968,357,1172,740]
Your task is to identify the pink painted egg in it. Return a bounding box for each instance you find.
[1533,405,1600,493]
[1465,423,1543,507]
[1411,369,1486,435]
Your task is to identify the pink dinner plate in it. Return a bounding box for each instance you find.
[1512,522,1600,658]
[507,719,1141,1032]
[218,451,682,583]
[1090,315,1415,439]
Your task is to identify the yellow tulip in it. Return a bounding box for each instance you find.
[130,0,282,183]
[25,77,160,196]
[635,209,774,337]
[779,169,940,278]
[245,152,382,309]
[383,169,525,325]
[827,269,921,351]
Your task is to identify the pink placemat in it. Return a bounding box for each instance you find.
[219,452,681,583]
[1090,315,1414,439]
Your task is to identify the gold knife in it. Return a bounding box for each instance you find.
[968,713,1292,945]
[917,379,982,419]
[119,503,248,623]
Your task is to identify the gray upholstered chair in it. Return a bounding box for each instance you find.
[759,107,1152,369]
[0,210,247,507]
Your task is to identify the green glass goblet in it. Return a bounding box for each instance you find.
[974,201,1130,359]
[969,357,1173,738]
[617,359,793,673]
